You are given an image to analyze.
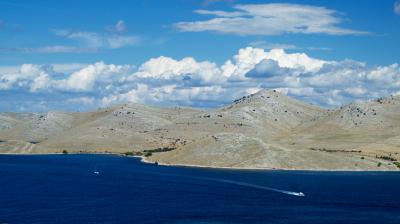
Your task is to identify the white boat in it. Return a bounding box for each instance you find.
[94,171,100,175]
[287,191,305,197]
[296,192,305,197]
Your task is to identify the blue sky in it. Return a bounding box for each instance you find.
[1,0,400,111]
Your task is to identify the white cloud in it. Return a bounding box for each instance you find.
[1,47,400,111]
[66,97,95,105]
[58,62,132,92]
[248,40,332,51]
[52,21,140,49]
[195,9,244,17]
[175,3,369,36]
[30,72,51,92]
[0,64,55,91]
[101,84,227,108]
[245,59,293,78]
[106,35,140,49]
[395,1,400,15]
[134,56,221,84]
[2,20,139,56]
[0,62,132,93]
[54,30,104,48]
[0,63,87,75]
[248,41,298,50]
[106,20,127,34]
[0,45,96,53]
[221,47,326,80]
[51,63,89,73]
[35,45,96,53]
[344,87,367,97]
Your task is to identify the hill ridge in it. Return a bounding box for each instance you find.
[1,89,399,171]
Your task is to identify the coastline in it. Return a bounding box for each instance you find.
[137,155,400,172]
[0,152,399,172]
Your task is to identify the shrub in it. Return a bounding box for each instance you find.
[378,155,396,161]
[377,162,382,167]
[62,150,68,154]
[144,151,152,157]
[394,162,400,169]
[124,151,134,156]
[124,151,142,156]
[143,147,175,153]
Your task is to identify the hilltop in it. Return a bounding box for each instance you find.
[1,89,399,171]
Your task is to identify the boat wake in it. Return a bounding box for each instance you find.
[197,177,305,197]
[140,170,305,197]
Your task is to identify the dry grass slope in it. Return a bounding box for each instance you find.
[1,89,399,171]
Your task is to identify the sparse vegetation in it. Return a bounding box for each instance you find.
[123,151,134,156]
[377,155,397,162]
[309,147,361,153]
[143,147,176,154]
[123,151,143,156]
[138,147,178,158]
[394,162,400,169]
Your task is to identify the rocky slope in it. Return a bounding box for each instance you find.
[1,89,399,171]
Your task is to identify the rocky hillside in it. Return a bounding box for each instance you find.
[220,89,323,132]
[285,94,400,165]
[1,89,399,171]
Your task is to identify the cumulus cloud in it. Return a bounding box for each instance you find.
[0,64,55,92]
[175,3,369,36]
[0,62,132,93]
[57,62,132,92]
[220,47,326,81]
[1,47,400,111]
[245,59,294,78]
[133,56,221,85]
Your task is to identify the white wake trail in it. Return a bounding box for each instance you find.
[196,176,305,197]
[140,170,305,197]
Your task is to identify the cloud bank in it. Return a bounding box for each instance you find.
[1,47,399,111]
[175,3,368,36]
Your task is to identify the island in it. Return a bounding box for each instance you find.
[1,89,399,171]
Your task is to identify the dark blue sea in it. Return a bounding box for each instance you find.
[1,155,400,224]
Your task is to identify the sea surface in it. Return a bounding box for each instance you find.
[1,154,400,224]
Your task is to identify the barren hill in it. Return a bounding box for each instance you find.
[1,89,399,171]
[285,94,400,165]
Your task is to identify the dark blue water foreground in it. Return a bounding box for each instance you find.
[1,155,400,224]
